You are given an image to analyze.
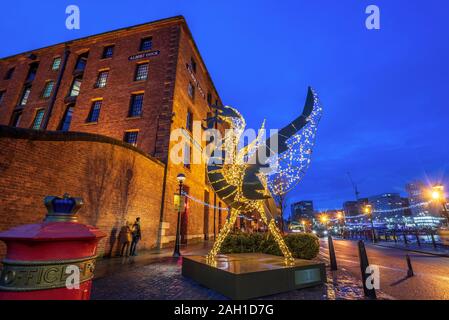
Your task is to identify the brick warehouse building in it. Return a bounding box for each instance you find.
[0,16,230,257]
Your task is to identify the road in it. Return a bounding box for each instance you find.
[320,239,449,300]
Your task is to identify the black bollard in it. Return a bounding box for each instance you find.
[358,240,377,299]
[406,254,414,277]
[403,233,408,245]
[415,232,421,247]
[393,231,397,243]
[328,236,338,271]
[431,232,437,249]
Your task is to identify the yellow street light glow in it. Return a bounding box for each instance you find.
[336,212,343,219]
[364,205,372,214]
[320,215,328,223]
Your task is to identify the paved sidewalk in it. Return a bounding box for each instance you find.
[91,242,387,300]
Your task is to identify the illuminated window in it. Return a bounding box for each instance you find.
[75,52,89,71]
[59,105,74,132]
[186,110,193,132]
[128,94,144,117]
[95,70,109,88]
[124,131,139,146]
[87,100,102,123]
[188,82,195,100]
[69,78,82,97]
[32,109,45,130]
[42,81,55,98]
[19,85,32,106]
[140,37,152,51]
[135,63,149,81]
[52,57,61,71]
[102,45,115,59]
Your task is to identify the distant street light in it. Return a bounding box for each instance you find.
[173,173,186,258]
[431,184,448,226]
[364,204,376,243]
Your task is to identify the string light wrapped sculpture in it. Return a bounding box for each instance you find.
[205,87,323,265]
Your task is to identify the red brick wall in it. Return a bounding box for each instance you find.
[0,127,164,260]
[0,17,182,161]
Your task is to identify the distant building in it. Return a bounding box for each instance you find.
[400,197,413,216]
[368,193,405,223]
[291,201,314,221]
[406,181,445,227]
[343,198,369,217]
[406,181,440,217]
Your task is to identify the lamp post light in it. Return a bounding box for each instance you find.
[364,204,376,243]
[173,173,186,258]
[431,184,448,226]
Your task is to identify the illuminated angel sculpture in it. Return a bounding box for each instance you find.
[205,87,323,265]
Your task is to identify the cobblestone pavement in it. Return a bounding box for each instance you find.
[91,254,387,300]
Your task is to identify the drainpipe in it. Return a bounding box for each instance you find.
[41,46,70,130]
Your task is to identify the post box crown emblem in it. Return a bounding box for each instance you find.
[44,193,83,223]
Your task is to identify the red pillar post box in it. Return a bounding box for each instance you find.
[0,194,106,300]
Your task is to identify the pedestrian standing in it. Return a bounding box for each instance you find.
[130,217,142,256]
[119,222,132,257]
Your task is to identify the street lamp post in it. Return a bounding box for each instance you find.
[364,204,376,243]
[431,184,448,226]
[173,173,186,258]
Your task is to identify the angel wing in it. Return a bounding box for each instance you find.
[265,87,323,196]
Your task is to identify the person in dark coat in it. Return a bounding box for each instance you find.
[119,222,132,257]
[130,217,142,256]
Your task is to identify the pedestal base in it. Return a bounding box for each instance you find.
[182,253,326,300]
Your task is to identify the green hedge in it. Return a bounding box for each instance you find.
[220,232,320,260]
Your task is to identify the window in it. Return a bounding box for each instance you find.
[95,70,109,88]
[0,90,5,104]
[69,78,82,97]
[188,82,195,100]
[87,100,102,123]
[19,85,32,106]
[128,94,144,117]
[124,131,139,146]
[32,109,45,130]
[26,63,39,82]
[191,57,197,73]
[75,52,89,71]
[184,143,192,169]
[42,81,55,98]
[186,110,193,132]
[52,57,61,71]
[102,45,115,59]
[207,92,212,106]
[4,67,15,80]
[10,110,22,127]
[59,105,74,131]
[134,63,149,81]
[140,37,152,51]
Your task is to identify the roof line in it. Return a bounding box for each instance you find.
[0,15,185,60]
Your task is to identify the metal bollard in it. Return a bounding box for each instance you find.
[403,233,408,245]
[415,232,421,247]
[328,236,338,271]
[393,231,397,243]
[431,232,437,249]
[406,254,414,277]
[358,240,377,299]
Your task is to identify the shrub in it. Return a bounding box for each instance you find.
[220,232,319,260]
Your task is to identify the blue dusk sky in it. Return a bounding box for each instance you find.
[1,1,448,212]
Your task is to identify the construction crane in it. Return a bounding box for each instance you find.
[347,172,360,201]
